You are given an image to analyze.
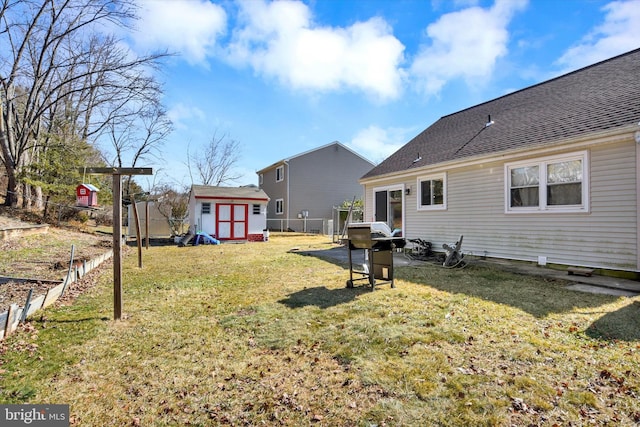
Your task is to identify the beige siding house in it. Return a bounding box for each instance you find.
[257,141,375,233]
[361,48,640,273]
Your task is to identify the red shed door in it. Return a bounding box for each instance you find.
[216,204,248,240]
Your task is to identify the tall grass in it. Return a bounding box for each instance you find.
[1,233,639,426]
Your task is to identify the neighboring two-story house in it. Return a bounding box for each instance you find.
[257,141,375,233]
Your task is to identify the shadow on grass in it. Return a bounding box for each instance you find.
[36,316,111,323]
[297,248,624,319]
[280,285,369,309]
[397,264,624,318]
[125,238,177,247]
[585,301,640,341]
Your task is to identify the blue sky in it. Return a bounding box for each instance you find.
[122,0,640,189]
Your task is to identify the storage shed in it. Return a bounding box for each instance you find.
[76,183,99,207]
[188,185,270,242]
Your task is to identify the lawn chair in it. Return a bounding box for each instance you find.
[442,235,466,268]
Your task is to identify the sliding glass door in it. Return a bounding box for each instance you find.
[374,187,403,233]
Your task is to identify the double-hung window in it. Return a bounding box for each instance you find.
[418,174,446,210]
[276,166,284,182]
[275,198,284,215]
[506,151,588,212]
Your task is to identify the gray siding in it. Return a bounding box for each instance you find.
[288,144,370,220]
[365,140,639,271]
[260,164,288,218]
[259,143,374,231]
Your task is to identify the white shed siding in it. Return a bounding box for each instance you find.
[365,140,638,271]
[248,203,268,234]
[190,199,268,237]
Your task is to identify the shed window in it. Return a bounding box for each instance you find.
[275,198,284,215]
[253,204,261,214]
[506,151,588,213]
[276,165,284,182]
[201,202,211,214]
[418,174,446,210]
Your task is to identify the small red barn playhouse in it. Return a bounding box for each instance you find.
[76,183,99,207]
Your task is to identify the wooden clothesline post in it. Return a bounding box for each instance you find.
[82,167,153,320]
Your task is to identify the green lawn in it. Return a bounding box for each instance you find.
[1,233,639,426]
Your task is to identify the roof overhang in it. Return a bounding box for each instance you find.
[194,195,269,202]
[360,125,637,185]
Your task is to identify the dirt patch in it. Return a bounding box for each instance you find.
[0,227,112,280]
[0,280,56,313]
[0,214,113,313]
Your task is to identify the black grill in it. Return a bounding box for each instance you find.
[345,222,402,290]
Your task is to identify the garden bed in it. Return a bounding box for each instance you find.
[0,215,113,327]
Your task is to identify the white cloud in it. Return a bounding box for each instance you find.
[556,0,640,72]
[410,0,528,95]
[167,103,206,129]
[226,0,406,100]
[133,0,227,65]
[349,125,408,163]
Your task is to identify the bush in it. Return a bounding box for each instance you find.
[94,210,112,226]
[77,211,89,223]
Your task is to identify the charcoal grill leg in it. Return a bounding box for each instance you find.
[368,249,375,290]
[346,242,354,288]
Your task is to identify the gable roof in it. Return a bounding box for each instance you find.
[362,47,640,180]
[256,141,374,174]
[190,185,269,201]
[78,183,99,192]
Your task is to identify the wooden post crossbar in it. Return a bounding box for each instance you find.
[82,167,153,320]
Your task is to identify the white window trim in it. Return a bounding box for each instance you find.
[275,198,284,215]
[259,174,263,185]
[201,202,211,215]
[417,173,447,211]
[504,150,590,214]
[276,165,284,182]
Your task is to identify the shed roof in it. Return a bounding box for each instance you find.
[191,185,269,201]
[362,47,640,180]
[78,183,99,192]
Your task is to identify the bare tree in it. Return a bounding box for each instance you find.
[189,131,242,186]
[101,98,172,200]
[0,0,169,207]
[153,184,189,236]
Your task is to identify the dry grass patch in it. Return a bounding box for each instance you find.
[1,233,639,426]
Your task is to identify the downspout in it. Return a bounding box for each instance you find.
[636,128,640,271]
[284,160,290,230]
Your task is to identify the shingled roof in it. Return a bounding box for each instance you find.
[191,185,269,201]
[362,47,640,180]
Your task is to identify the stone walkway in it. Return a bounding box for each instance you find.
[477,259,640,297]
